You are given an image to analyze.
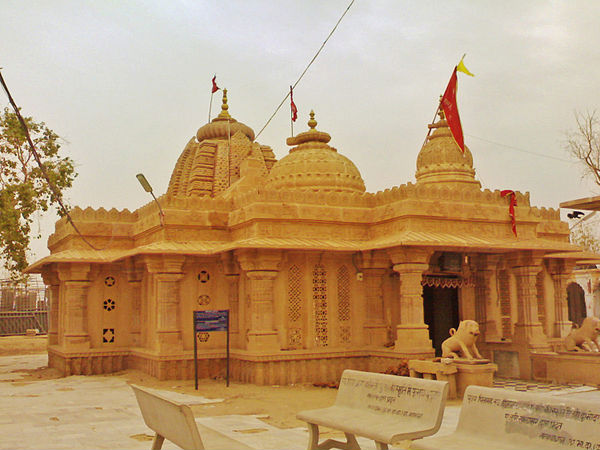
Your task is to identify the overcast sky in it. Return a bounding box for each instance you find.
[2,0,600,267]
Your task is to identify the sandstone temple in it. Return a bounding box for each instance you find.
[28,91,584,384]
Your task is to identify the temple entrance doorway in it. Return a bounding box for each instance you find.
[423,285,459,356]
[567,282,586,327]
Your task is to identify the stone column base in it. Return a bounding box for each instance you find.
[553,321,573,339]
[247,331,279,352]
[394,325,433,354]
[156,331,183,352]
[364,324,389,346]
[63,334,90,351]
[512,323,549,349]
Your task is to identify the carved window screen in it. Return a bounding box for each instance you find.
[287,265,303,349]
[337,265,351,344]
[498,269,512,338]
[313,264,328,347]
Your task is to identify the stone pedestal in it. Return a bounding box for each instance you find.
[408,359,458,399]
[454,360,498,398]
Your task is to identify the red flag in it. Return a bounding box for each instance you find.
[501,190,517,237]
[290,86,298,122]
[440,67,465,153]
[211,75,219,94]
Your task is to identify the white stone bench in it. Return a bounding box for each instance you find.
[412,385,600,450]
[297,369,449,450]
[130,384,252,450]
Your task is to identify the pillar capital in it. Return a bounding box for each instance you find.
[142,255,185,274]
[547,258,576,276]
[387,247,432,266]
[507,250,545,269]
[358,250,390,271]
[235,249,282,272]
[57,263,91,282]
[41,265,60,285]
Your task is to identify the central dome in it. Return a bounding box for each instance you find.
[415,109,480,188]
[266,111,365,193]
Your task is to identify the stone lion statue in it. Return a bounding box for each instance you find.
[442,320,483,359]
[564,317,600,352]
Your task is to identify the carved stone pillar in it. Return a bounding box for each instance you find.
[508,252,548,348]
[236,250,282,352]
[389,248,434,354]
[221,253,240,345]
[359,251,389,346]
[475,254,501,341]
[124,260,143,347]
[548,259,576,338]
[41,267,60,346]
[57,263,92,351]
[144,256,185,353]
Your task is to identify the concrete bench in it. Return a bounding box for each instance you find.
[297,369,448,450]
[130,384,252,450]
[412,385,600,450]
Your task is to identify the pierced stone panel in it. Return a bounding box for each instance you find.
[337,265,350,322]
[102,328,114,343]
[198,271,210,283]
[288,265,303,349]
[104,276,115,287]
[313,264,328,347]
[339,325,351,344]
[498,269,512,338]
[103,298,116,311]
[197,295,211,306]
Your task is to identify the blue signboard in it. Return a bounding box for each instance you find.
[194,310,228,332]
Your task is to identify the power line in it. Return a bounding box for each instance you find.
[255,0,355,139]
[0,69,100,252]
[466,134,573,163]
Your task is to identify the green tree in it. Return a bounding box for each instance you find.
[0,107,76,279]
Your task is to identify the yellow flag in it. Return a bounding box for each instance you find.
[457,55,474,77]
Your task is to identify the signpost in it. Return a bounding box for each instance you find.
[193,309,230,389]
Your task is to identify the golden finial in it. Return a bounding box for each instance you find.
[218,88,231,119]
[308,110,317,129]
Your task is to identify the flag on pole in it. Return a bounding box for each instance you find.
[211,75,219,94]
[501,190,518,237]
[457,55,475,77]
[440,67,465,153]
[290,86,298,122]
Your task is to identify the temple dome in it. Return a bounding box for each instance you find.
[195,89,255,142]
[415,110,480,188]
[266,111,365,193]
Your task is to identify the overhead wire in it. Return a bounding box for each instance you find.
[0,69,101,251]
[254,0,355,139]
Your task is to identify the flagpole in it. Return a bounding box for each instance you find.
[208,92,214,123]
[420,98,442,150]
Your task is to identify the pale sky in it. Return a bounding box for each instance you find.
[2,0,600,267]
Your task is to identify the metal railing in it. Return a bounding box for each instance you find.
[0,278,48,335]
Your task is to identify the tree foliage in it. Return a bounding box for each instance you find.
[570,219,600,254]
[0,107,76,278]
[566,110,600,186]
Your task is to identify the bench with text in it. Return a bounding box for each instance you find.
[297,369,448,450]
[413,385,600,450]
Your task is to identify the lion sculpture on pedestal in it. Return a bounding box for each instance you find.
[441,320,483,360]
[564,317,600,352]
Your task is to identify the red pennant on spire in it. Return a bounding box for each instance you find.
[211,75,219,94]
[501,190,518,237]
[440,67,465,153]
[290,86,298,122]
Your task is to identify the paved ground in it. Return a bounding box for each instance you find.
[0,354,596,449]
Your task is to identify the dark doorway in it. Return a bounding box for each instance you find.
[567,282,586,327]
[423,286,459,356]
